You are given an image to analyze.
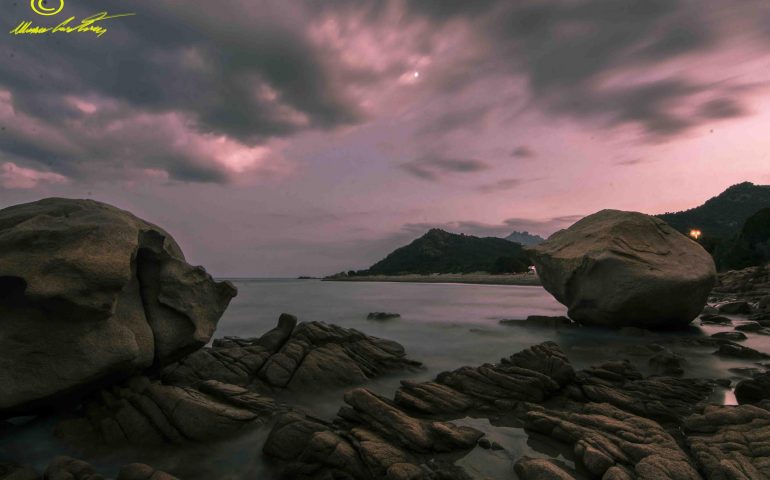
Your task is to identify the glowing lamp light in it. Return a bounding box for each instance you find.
[689,229,702,240]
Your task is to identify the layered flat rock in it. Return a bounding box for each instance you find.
[55,376,285,446]
[715,342,770,360]
[162,315,422,392]
[572,361,715,424]
[524,402,702,479]
[263,388,482,480]
[0,198,236,416]
[514,457,579,480]
[262,342,576,478]
[42,456,177,480]
[393,341,575,415]
[0,462,37,480]
[499,315,576,329]
[684,403,770,479]
[712,266,770,303]
[527,210,716,328]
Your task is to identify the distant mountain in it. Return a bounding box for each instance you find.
[505,231,545,246]
[363,228,530,275]
[657,182,770,239]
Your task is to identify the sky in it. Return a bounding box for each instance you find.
[1,0,769,276]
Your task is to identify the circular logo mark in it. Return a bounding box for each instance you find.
[30,0,64,16]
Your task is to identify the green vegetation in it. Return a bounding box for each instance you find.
[360,228,531,275]
[657,182,770,271]
[658,182,770,238]
[714,208,770,271]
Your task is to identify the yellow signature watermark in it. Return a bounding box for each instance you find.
[30,0,64,16]
[10,0,135,37]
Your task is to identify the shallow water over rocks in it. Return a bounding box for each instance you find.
[1,279,768,479]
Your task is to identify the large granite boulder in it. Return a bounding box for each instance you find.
[0,198,236,415]
[527,210,716,328]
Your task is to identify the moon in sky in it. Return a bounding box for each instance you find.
[413,72,419,78]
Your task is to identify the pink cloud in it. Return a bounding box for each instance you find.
[0,162,69,189]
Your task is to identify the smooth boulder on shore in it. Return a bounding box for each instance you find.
[527,210,716,328]
[0,198,237,416]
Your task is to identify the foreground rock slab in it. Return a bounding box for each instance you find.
[0,456,178,480]
[527,209,716,328]
[55,377,285,446]
[0,198,236,416]
[524,402,702,479]
[573,360,715,424]
[263,341,574,479]
[684,403,770,479]
[264,389,481,480]
[514,457,579,480]
[394,341,575,415]
[163,315,422,392]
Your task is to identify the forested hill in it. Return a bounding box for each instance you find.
[364,228,530,275]
[658,182,770,238]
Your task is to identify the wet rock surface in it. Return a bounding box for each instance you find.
[261,338,740,479]
[262,341,580,479]
[499,315,575,329]
[162,315,422,392]
[715,342,770,359]
[394,341,575,415]
[263,401,480,480]
[523,402,702,479]
[734,372,770,404]
[0,456,177,480]
[513,457,579,480]
[701,314,732,325]
[55,377,286,446]
[43,456,178,480]
[52,315,421,448]
[572,360,714,424]
[711,331,747,341]
[0,462,38,480]
[4,265,770,480]
[684,403,770,479]
[649,349,686,376]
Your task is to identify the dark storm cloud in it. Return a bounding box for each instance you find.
[511,146,536,158]
[0,0,363,183]
[476,177,540,193]
[405,0,755,140]
[0,0,765,187]
[400,155,490,181]
[698,98,746,119]
[615,158,649,167]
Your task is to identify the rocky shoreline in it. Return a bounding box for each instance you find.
[2,199,770,480]
[4,292,770,479]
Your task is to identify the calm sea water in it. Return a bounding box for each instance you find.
[1,279,763,479]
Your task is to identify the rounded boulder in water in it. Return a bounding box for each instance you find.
[526,209,716,329]
[0,198,237,416]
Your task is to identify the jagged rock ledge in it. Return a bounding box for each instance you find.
[263,339,770,480]
[53,315,423,447]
